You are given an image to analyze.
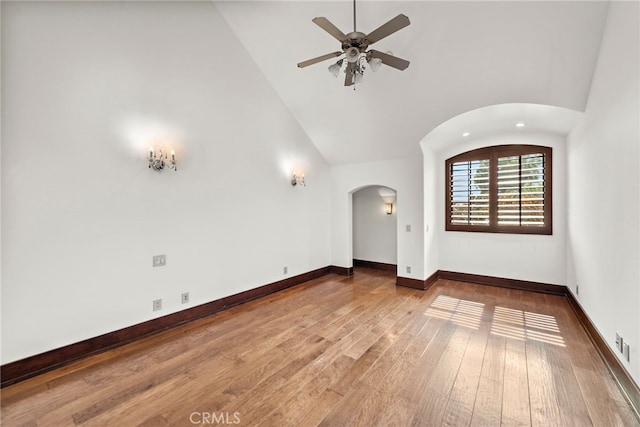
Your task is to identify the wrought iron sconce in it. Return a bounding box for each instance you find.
[148,147,177,172]
[385,203,393,215]
[291,173,306,186]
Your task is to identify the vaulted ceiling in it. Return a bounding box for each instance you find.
[216,1,609,165]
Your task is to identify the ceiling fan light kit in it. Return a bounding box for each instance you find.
[297,0,410,87]
[328,59,344,77]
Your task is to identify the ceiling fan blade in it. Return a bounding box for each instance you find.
[312,17,348,43]
[368,49,410,71]
[365,14,410,45]
[344,63,355,86]
[297,51,343,68]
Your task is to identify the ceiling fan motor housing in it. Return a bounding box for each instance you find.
[343,32,368,49]
[344,32,369,63]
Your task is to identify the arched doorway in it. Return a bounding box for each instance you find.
[351,185,398,273]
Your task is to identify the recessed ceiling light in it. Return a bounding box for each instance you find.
[462,132,470,137]
[516,122,525,127]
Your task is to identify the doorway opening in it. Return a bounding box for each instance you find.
[351,185,398,274]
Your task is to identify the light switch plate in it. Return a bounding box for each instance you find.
[616,333,623,352]
[623,343,630,361]
[153,254,166,267]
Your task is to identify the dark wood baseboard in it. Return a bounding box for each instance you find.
[565,290,640,420]
[438,270,566,296]
[396,270,439,291]
[353,259,397,272]
[1,266,337,388]
[330,265,354,276]
[424,270,440,289]
[395,276,425,290]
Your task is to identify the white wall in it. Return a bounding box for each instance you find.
[432,133,567,285]
[331,157,424,279]
[566,1,639,383]
[352,186,397,265]
[423,146,440,278]
[1,1,331,364]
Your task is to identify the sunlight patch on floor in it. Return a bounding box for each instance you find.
[424,295,484,330]
[491,306,565,347]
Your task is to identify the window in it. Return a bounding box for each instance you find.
[446,145,552,235]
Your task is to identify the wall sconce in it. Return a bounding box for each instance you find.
[148,147,177,172]
[385,203,393,215]
[291,173,306,186]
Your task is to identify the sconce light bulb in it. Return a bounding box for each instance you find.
[148,146,177,172]
[291,173,306,186]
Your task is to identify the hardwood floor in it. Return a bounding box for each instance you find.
[2,268,638,426]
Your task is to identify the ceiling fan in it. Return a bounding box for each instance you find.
[297,0,410,86]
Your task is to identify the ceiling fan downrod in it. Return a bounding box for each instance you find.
[353,0,357,33]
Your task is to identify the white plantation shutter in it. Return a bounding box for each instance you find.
[450,160,490,226]
[446,145,551,235]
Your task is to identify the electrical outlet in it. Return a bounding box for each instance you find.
[152,254,166,267]
[616,333,623,352]
[181,292,189,304]
[284,266,288,275]
[406,224,412,232]
[406,266,411,274]
[153,299,162,311]
[623,342,630,361]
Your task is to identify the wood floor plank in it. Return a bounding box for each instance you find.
[288,389,343,427]
[359,308,431,389]
[441,315,491,426]
[573,366,638,427]
[254,358,339,426]
[394,320,455,404]
[410,326,473,426]
[224,338,335,426]
[544,341,593,426]
[470,333,506,426]
[318,380,382,427]
[526,339,561,426]
[502,337,532,426]
[2,270,638,427]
